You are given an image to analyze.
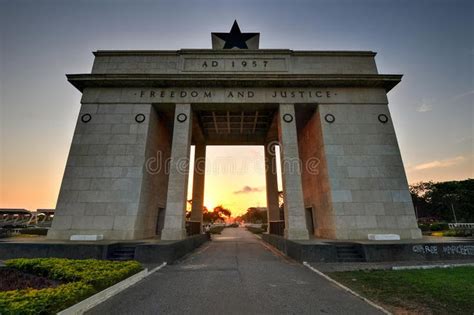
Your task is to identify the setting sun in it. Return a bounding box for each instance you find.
[188,146,275,216]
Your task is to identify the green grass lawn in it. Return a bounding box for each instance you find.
[329,266,474,315]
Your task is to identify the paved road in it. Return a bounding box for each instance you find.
[88,228,382,315]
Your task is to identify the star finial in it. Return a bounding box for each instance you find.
[211,20,260,49]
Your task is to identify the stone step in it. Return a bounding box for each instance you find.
[335,245,365,262]
[107,245,137,261]
[338,258,365,262]
[113,249,136,253]
[337,248,360,253]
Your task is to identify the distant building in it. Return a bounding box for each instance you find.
[36,209,55,216]
[0,209,32,228]
[0,208,31,215]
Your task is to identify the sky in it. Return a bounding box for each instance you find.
[0,0,473,215]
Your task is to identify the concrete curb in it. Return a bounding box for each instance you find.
[302,261,391,315]
[58,262,167,315]
[392,262,474,270]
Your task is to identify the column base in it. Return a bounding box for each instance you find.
[333,227,423,240]
[186,221,202,235]
[161,228,187,241]
[269,221,285,236]
[284,228,310,240]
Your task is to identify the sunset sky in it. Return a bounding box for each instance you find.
[1,0,472,216]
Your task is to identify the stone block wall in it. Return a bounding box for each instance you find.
[47,102,170,240]
[90,50,378,75]
[299,103,421,240]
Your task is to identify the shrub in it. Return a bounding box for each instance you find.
[418,223,430,232]
[442,230,473,237]
[6,258,142,291]
[0,281,95,315]
[1,258,143,314]
[209,226,225,234]
[429,223,449,231]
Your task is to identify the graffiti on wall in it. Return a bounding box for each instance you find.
[412,244,474,256]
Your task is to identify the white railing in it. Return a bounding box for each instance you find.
[448,223,474,230]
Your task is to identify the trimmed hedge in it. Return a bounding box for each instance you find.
[0,282,95,315]
[0,258,143,314]
[209,226,225,234]
[6,258,142,291]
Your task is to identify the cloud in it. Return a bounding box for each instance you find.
[451,90,474,102]
[233,185,263,194]
[416,90,473,113]
[416,99,433,113]
[413,156,465,171]
[455,136,472,144]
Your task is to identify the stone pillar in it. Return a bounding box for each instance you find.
[265,141,282,234]
[189,143,206,233]
[47,103,169,241]
[313,104,422,240]
[161,104,192,240]
[278,104,310,240]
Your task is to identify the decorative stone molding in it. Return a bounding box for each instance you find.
[324,113,335,123]
[135,113,145,123]
[378,113,389,123]
[283,113,293,123]
[81,113,92,123]
[177,113,188,122]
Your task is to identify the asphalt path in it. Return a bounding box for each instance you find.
[88,227,383,315]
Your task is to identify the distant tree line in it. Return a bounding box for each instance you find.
[236,207,268,224]
[203,205,231,223]
[410,179,473,222]
[186,203,232,223]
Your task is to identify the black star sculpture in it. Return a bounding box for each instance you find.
[212,20,260,49]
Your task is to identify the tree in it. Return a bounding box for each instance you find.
[409,179,474,222]
[202,205,232,223]
[409,181,433,219]
[237,207,268,223]
[213,205,232,218]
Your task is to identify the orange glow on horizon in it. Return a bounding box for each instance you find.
[1,146,472,215]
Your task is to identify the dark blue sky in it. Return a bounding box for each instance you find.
[1,0,473,209]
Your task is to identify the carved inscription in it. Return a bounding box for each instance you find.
[136,89,334,102]
[183,58,287,72]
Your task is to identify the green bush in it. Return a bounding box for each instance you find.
[418,223,430,232]
[209,226,225,234]
[6,258,142,291]
[429,223,449,231]
[0,282,95,315]
[442,229,473,237]
[0,258,143,314]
